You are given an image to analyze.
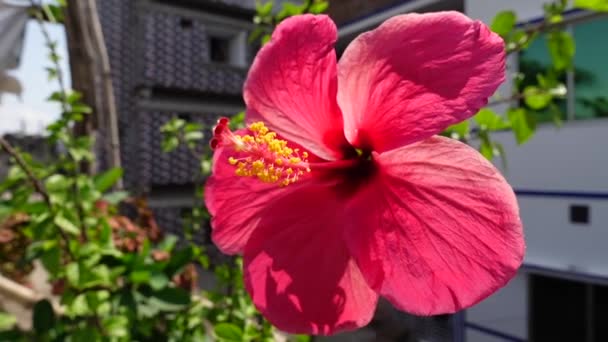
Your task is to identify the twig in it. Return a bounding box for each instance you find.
[30,0,88,241]
[0,137,51,206]
[488,86,560,107]
[487,92,527,107]
[29,2,69,114]
[0,137,75,259]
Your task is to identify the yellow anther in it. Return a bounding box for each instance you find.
[225,122,310,187]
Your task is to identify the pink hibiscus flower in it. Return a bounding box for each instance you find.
[205,12,524,335]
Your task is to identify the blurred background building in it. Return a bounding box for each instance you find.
[95,0,255,244]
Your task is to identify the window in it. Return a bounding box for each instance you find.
[530,274,608,341]
[519,15,608,122]
[570,204,590,224]
[573,18,608,120]
[207,29,248,68]
[209,36,231,63]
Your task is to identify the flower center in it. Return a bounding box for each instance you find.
[210,118,311,187]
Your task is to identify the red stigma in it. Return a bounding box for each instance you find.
[214,124,225,135]
[210,117,231,150]
[210,137,220,150]
[218,117,229,126]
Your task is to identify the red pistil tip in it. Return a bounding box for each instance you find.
[218,117,229,126]
[210,137,220,150]
[214,124,225,136]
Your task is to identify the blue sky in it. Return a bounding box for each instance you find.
[0,20,70,135]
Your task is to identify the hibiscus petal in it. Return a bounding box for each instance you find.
[345,136,524,315]
[244,14,348,161]
[338,11,505,152]
[244,184,378,335]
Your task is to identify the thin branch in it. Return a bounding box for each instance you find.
[0,137,76,259]
[30,0,89,241]
[0,137,51,206]
[488,92,527,107]
[488,86,561,107]
[30,1,69,114]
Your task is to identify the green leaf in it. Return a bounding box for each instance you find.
[71,104,93,114]
[85,265,112,287]
[444,120,469,139]
[0,312,16,331]
[474,108,510,130]
[507,29,535,52]
[309,2,329,14]
[214,323,244,342]
[66,262,80,286]
[230,111,246,130]
[47,91,64,102]
[161,136,179,153]
[94,167,123,192]
[161,118,185,133]
[478,131,494,160]
[280,3,304,18]
[66,91,83,104]
[256,1,273,16]
[105,316,129,338]
[66,294,90,316]
[508,108,536,144]
[149,272,170,290]
[45,67,58,80]
[491,11,517,37]
[45,174,71,192]
[494,142,508,170]
[294,335,312,342]
[40,245,61,275]
[103,190,129,205]
[33,300,55,334]
[70,326,100,341]
[524,86,552,110]
[574,0,608,11]
[248,27,266,43]
[184,131,204,142]
[548,31,575,71]
[148,287,191,312]
[159,235,178,252]
[165,247,193,277]
[68,147,93,162]
[261,34,271,45]
[184,122,203,133]
[54,214,80,235]
[130,270,151,284]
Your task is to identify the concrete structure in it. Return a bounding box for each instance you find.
[96,0,257,242]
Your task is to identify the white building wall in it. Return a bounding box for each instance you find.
[492,120,608,275]
[464,0,608,277]
[465,0,567,23]
[466,273,528,341]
